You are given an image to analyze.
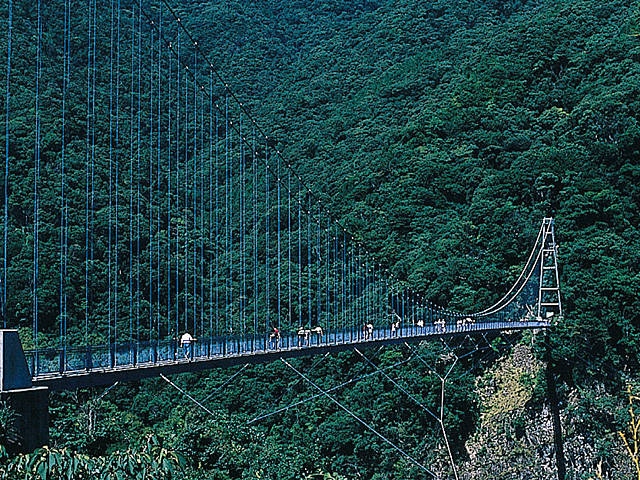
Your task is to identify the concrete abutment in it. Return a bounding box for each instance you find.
[0,330,49,453]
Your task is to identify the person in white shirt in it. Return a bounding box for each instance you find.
[180,332,194,359]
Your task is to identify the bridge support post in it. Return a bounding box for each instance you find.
[0,330,49,453]
[0,386,49,454]
[544,330,566,480]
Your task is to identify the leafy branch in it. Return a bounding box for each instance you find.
[618,385,640,480]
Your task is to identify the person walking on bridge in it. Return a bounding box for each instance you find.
[180,331,195,359]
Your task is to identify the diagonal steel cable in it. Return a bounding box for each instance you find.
[281,357,438,478]
[248,350,412,425]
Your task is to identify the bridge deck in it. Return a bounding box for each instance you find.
[28,321,549,391]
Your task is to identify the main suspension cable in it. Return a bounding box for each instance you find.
[470,222,545,317]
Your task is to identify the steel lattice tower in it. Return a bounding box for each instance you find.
[537,218,562,320]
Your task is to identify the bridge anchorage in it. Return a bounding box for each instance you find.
[0,217,561,453]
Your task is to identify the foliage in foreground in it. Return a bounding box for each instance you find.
[42,346,474,479]
[0,435,184,480]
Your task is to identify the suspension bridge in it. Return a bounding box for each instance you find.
[0,0,561,453]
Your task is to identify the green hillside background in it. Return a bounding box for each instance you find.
[2,0,640,478]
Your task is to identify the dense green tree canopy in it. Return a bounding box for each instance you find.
[1,0,640,477]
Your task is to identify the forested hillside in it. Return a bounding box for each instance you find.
[2,0,640,478]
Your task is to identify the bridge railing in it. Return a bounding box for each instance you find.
[24,319,549,378]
